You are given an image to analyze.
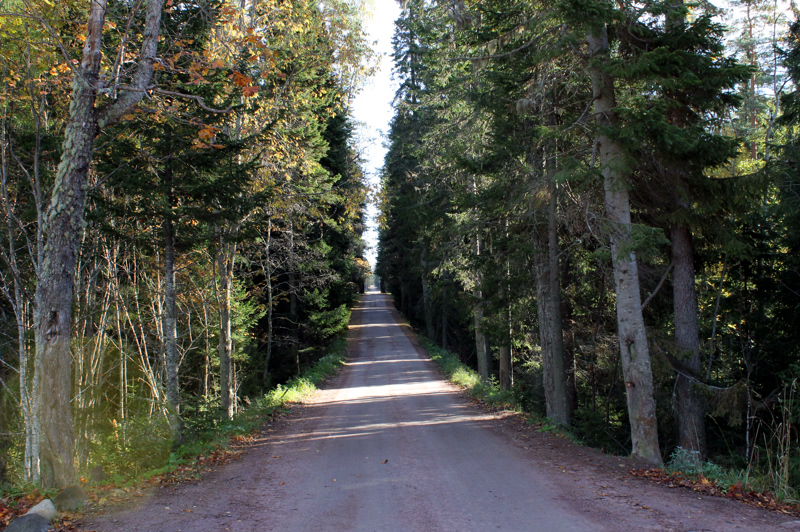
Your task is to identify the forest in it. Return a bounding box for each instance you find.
[377,0,800,495]
[1,0,800,505]
[0,0,371,490]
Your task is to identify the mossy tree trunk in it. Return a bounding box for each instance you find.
[32,0,164,487]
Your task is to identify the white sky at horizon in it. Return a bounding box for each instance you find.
[352,0,402,271]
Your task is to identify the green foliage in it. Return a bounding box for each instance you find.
[571,406,631,456]
[308,304,351,342]
[259,335,349,406]
[88,416,172,482]
[667,446,713,476]
[69,334,349,492]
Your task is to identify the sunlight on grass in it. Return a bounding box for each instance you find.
[422,338,515,411]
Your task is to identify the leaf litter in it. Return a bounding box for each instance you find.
[628,468,800,517]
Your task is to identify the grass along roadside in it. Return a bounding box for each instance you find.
[157,334,351,481]
[420,337,532,420]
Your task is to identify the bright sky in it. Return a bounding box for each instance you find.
[352,0,402,270]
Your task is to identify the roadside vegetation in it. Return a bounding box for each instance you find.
[421,331,800,509]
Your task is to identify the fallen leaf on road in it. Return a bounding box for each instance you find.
[382,459,388,464]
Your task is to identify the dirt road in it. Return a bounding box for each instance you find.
[81,293,799,531]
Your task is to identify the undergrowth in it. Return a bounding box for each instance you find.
[1,334,350,499]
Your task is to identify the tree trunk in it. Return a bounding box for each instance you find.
[671,224,706,457]
[499,228,512,391]
[217,240,235,419]
[547,172,570,425]
[33,71,98,489]
[587,27,662,466]
[534,234,570,427]
[531,152,570,426]
[474,232,490,381]
[289,223,299,376]
[290,273,299,375]
[262,220,274,388]
[499,290,511,391]
[473,299,488,380]
[164,212,181,442]
[32,0,163,487]
[441,274,449,350]
[420,249,435,340]
[665,0,706,459]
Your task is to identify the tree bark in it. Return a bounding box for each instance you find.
[289,222,299,376]
[498,286,511,391]
[262,220,274,388]
[534,233,570,427]
[32,0,164,487]
[548,172,570,425]
[587,27,662,466]
[420,249,435,340]
[665,0,706,459]
[473,300,488,380]
[473,233,490,381]
[441,277,449,351]
[671,224,706,457]
[217,240,236,419]
[530,149,570,426]
[164,204,181,442]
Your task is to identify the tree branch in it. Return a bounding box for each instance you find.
[99,0,165,128]
[151,88,234,114]
[641,262,673,311]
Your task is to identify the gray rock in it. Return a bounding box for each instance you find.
[26,499,57,521]
[5,513,50,532]
[780,521,800,528]
[52,485,87,512]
